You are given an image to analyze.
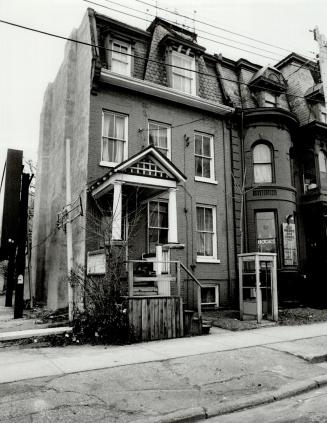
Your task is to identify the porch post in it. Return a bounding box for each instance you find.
[112,181,123,241]
[168,187,178,243]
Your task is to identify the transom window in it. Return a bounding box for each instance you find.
[253,143,273,183]
[148,121,171,158]
[101,111,128,166]
[111,40,131,76]
[196,205,217,261]
[148,201,168,252]
[195,133,214,181]
[256,211,276,253]
[171,51,196,95]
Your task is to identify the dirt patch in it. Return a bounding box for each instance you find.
[278,307,327,326]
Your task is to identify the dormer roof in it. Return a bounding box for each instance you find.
[248,66,287,93]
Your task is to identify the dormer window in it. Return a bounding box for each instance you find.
[106,37,132,76]
[320,105,327,124]
[265,91,277,107]
[171,51,196,95]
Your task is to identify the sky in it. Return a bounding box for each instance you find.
[0,0,327,176]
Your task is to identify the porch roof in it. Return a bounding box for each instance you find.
[89,146,186,198]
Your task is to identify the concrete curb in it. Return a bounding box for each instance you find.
[0,326,72,342]
[133,374,327,423]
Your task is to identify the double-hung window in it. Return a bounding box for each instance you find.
[195,132,215,182]
[111,39,131,76]
[253,143,273,183]
[148,121,171,158]
[148,201,168,252]
[101,111,128,166]
[171,51,196,95]
[196,205,218,262]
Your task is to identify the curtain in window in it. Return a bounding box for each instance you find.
[197,207,213,256]
[253,144,272,183]
[102,113,125,163]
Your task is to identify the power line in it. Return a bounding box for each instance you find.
[0,18,318,101]
[86,0,278,62]
[99,0,290,59]
[135,0,315,59]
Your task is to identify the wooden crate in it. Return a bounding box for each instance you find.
[128,296,184,341]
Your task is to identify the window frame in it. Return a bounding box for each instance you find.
[201,285,219,307]
[264,91,277,107]
[196,204,219,263]
[252,142,274,184]
[255,210,277,254]
[110,38,132,76]
[171,50,196,96]
[100,110,128,167]
[147,200,169,253]
[147,120,172,159]
[194,132,216,184]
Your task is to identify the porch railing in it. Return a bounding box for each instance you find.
[127,260,202,318]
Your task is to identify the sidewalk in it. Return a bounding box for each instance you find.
[1,323,327,422]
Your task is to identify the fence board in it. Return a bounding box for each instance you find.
[128,297,183,342]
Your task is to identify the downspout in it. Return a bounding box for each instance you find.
[222,119,232,302]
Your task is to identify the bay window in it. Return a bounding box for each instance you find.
[101,111,128,166]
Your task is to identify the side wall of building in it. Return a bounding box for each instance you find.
[32,14,92,309]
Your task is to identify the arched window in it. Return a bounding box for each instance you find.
[253,143,273,183]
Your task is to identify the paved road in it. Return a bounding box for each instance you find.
[208,384,327,423]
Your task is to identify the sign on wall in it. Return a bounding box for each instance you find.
[282,223,298,266]
[87,250,106,275]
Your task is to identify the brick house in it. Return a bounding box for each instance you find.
[31,9,327,330]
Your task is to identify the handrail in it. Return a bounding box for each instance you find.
[180,262,202,318]
[180,262,203,288]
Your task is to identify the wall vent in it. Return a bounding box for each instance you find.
[253,189,277,197]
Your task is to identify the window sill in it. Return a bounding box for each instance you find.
[194,176,218,185]
[100,161,118,168]
[196,257,220,263]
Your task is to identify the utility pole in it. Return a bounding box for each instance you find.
[66,138,74,322]
[14,173,32,318]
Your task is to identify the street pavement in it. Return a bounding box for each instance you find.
[1,323,327,421]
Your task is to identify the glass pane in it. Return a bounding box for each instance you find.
[158,211,168,228]
[203,158,211,179]
[149,229,158,252]
[254,164,272,183]
[102,138,109,161]
[253,144,271,163]
[149,203,158,227]
[184,77,192,94]
[201,287,215,304]
[115,116,125,140]
[197,232,205,255]
[205,208,213,231]
[319,151,327,173]
[172,74,183,91]
[195,135,202,155]
[205,233,213,256]
[203,137,211,157]
[158,127,168,148]
[103,113,114,138]
[195,156,202,177]
[159,229,168,244]
[256,212,275,239]
[197,207,205,231]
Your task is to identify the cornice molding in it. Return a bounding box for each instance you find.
[100,69,234,116]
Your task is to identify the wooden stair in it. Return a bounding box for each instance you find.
[184,309,212,336]
[133,281,158,296]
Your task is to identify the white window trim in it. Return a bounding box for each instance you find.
[196,204,219,263]
[194,132,216,183]
[148,120,172,160]
[111,39,132,77]
[101,110,128,167]
[147,200,169,253]
[201,285,219,307]
[171,50,196,96]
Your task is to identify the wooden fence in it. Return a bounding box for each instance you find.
[128,296,184,341]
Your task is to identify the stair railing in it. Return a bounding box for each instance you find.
[179,262,203,318]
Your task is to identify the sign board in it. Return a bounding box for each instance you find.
[257,238,276,253]
[87,250,106,275]
[282,223,298,266]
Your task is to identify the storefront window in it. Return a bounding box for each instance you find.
[256,211,276,253]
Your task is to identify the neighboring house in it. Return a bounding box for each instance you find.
[31,8,327,319]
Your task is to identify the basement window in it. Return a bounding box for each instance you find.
[201,285,219,307]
